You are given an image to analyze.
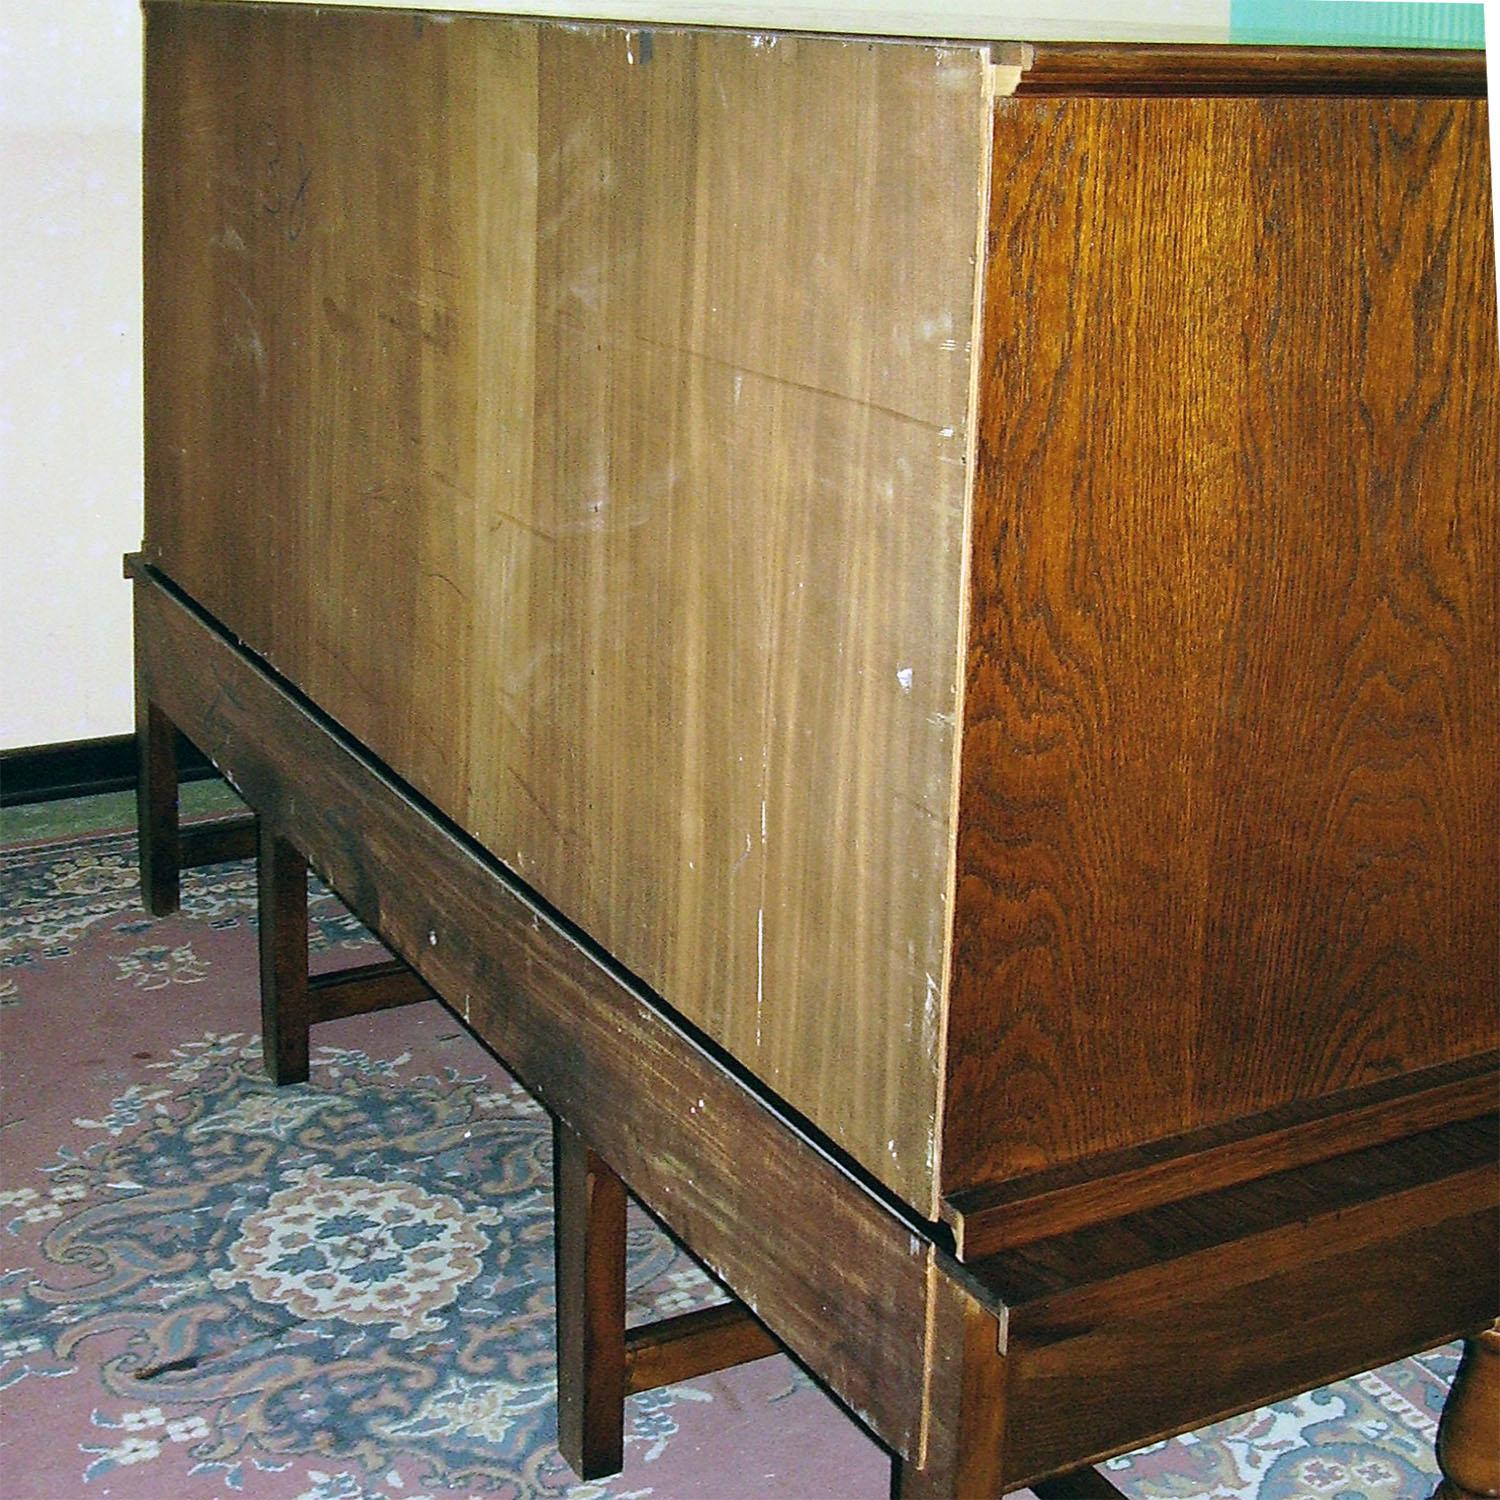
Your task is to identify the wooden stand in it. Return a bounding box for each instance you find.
[1436,1323,1500,1500]
[132,563,1499,1497]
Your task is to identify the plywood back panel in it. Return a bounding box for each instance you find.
[144,2,991,1211]
[945,93,1499,1195]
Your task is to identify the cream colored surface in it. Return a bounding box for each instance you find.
[0,0,142,750]
[241,0,1237,41]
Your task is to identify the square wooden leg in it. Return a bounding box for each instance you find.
[257,824,311,1086]
[136,697,181,917]
[890,1281,1007,1500]
[554,1117,627,1480]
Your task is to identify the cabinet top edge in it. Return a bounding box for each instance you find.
[137,0,1485,59]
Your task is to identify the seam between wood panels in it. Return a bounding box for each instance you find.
[929,48,999,1225]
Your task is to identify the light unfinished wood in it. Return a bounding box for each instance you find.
[143,2,991,1210]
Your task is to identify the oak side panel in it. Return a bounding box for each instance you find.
[944,95,1499,1194]
[142,3,989,1210]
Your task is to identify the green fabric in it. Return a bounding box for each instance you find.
[0,778,246,846]
[1229,0,1483,48]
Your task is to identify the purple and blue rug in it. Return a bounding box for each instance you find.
[0,817,1458,1498]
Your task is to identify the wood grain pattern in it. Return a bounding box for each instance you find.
[135,698,179,917]
[135,560,1500,1498]
[1001,1208,1498,1487]
[143,1,990,1212]
[554,1119,627,1480]
[1009,43,1488,97]
[134,567,937,1458]
[256,825,310,1086]
[306,959,435,1022]
[178,814,257,870]
[982,1118,1500,1485]
[944,93,1499,1198]
[891,1273,1007,1496]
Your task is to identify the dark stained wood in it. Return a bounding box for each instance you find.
[1030,1468,1129,1499]
[554,1120,627,1480]
[976,1120,1499,1485]
[624,1301,782,1395]
[1436,1322,1500,1499]
[890,1274,1007,1499]
[944,1055,1498,1258]
[179,813,258,870]
[0,729,219,807]
[256,823,311,1086]
[135,697,179,917]
[134,565,935,1459]
[979,1117,1497,1324]
[137,15,1500,1483]
[1002,1207,1497,1487]
[946,90,1499,1201]
[307,958,435,1022]
[1009,43,1487,97]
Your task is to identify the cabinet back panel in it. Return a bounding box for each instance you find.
[945,94,1499,1193]
[143,2,991,1212]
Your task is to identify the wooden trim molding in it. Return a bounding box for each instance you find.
[943,1053,1500,1259]
[996,42,1488,98]
[0,732,219,807]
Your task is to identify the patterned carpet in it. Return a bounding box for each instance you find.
[0,802,1460,1499]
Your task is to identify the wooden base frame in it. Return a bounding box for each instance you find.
[135,683,433,1083]
[132,562,1499,1497]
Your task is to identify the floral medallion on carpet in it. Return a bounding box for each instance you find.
[0,822,1459,1499]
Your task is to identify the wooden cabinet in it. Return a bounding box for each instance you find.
[135,11,1500,1486]
[143,4,1496,1246]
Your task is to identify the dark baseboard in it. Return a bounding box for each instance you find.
[0,733,221,808]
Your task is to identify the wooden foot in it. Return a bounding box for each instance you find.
[1435,1322,1500,1499]
[554,1118,627,1480]
[136,698,180,916]
[891,1278,1008,1500]
[257,824,311,1085]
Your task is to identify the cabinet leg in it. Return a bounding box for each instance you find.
[136,698,180,917]
[554,1118,627,1480]
[891,1276,1008,1500]
[1435,1323,1500,1499]
[257,824,311,1086]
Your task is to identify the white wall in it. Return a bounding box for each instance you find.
[1,0,143,750]
[1,0,1496,751]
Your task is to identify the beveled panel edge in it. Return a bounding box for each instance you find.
[993,41,1487,96]
[942,1052,1500,1260]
